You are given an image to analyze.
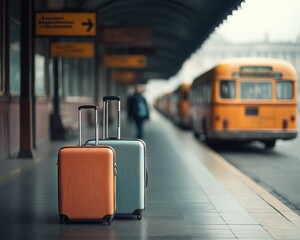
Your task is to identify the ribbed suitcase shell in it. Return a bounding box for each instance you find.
[58,146,116,224]
[86,138,146,219]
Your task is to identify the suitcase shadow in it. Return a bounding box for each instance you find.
[114,215,142,221]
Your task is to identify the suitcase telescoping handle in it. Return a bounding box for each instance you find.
[103,96,121,139]
[78,105,99,146]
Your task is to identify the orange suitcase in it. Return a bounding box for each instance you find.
[57,105,116,225]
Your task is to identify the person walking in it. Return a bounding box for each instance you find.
[129,84,150,139]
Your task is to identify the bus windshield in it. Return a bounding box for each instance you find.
[241,81,272,100]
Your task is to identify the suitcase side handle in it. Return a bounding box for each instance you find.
[103,96,121,140]
[78,104,98,146]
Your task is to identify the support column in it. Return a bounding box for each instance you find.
[18,0,34,158]
[53,58,60,115]
[50,58,63,140]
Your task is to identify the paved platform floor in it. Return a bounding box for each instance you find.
[1,110,300,239]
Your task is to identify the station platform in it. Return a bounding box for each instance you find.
[1,110,300,240]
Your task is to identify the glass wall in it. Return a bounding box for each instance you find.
[61,57,95,98]
[9,15,21,95]
[35,53,46,95]
[0,1,3,95]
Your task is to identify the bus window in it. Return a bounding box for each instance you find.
[276,81,293,99]
[241,82,272,99]
[220,80,236,99]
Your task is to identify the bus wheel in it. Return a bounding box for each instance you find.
[264,140,276,149]
[202,121,209,142]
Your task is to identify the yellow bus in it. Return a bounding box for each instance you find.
[171,83,192,128]
[190,58,298,148]
[156,92,173,118]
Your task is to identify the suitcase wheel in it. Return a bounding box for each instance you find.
[133,210,143,220]
[59,214,69,224]
[104,215,113,225]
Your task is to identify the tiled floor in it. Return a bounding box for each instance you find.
[0,110,300,239]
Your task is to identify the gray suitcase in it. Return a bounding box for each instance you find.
[86,96,147,220]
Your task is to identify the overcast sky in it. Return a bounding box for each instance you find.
[215,0,300,43]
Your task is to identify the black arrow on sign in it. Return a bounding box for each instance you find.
[82,19,94,32]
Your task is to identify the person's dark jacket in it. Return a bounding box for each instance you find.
[130,93,149,120]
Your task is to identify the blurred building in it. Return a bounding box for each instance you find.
[191,33,300,85]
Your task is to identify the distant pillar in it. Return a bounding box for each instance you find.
[53,58,60,115]
[18,0,34,158]
[49,58,62,140]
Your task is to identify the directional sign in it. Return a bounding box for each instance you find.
[111,71,136,83]
[50,42,95,58]
[102,27,153,46]
[36,12,96,36]
[102,55,147,68]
